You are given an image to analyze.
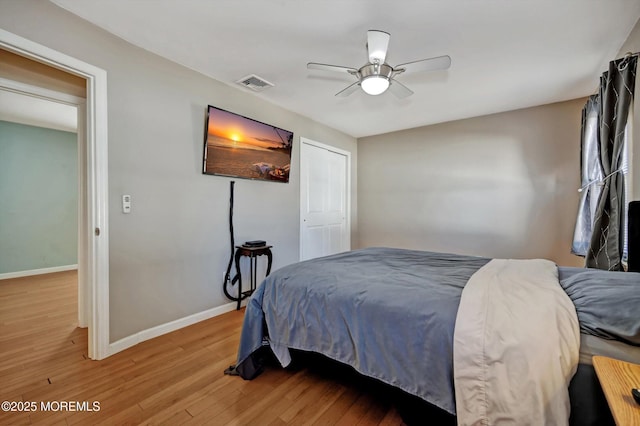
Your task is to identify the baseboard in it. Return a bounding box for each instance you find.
[107,300,242,357]
[0,264,78,280]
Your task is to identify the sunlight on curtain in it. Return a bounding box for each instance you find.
[572,96,602,256]
[621,115,630,264]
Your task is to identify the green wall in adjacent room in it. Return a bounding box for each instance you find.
[0,120,77,274]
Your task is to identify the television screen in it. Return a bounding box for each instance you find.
[203,105,293,183]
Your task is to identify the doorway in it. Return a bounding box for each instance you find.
[0,29,110,359]
[0,85,83,325]
[299,137,351,261]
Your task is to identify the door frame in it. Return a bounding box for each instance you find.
[0,29,110,359]
[0,79,87,327]
[299,137,351,261]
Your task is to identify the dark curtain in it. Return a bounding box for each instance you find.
[586,55,637,270]
[572,95,602,256]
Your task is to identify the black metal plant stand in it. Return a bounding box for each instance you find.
[233,245,272,310]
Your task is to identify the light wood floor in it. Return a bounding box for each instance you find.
[0,271,408,425]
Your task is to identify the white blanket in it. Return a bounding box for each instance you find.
[453,259,580,426]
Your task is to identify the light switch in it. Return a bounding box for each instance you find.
[122,194,131,213]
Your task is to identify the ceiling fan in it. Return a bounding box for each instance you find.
[307,30,451,99]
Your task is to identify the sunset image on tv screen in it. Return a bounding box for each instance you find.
[203,106,293,182]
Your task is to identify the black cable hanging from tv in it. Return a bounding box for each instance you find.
[223,180,240,301]
[223,180,243,377]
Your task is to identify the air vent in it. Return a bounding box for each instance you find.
[235,74,274,92]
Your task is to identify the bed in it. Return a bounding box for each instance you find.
[232,247,640,425]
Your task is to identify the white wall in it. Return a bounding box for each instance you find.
[0,1,356,342]
[358,99,586,267]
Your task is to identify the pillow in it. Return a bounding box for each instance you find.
[558,267,640,346]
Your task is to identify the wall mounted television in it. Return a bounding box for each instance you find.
[202,105,293,183]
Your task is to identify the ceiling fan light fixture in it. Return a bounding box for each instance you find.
[361,75,390,95]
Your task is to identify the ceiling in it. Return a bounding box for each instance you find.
[51,0,640,138]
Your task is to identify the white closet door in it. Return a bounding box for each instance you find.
[300,138,350,261]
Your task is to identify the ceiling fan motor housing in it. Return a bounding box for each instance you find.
[359,62,394,80]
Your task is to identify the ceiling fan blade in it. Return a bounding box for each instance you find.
[395,55,451,75]
[367,30,390,64]
[388,79,414,99]
[335,81,361,97]
[307,62,358,75]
